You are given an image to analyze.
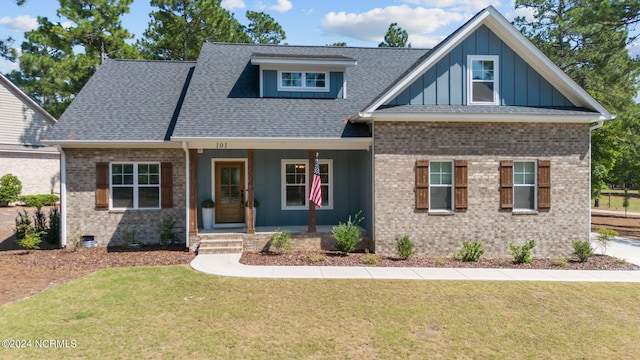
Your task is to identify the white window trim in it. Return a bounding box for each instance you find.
[110,162,161,210]
[277,70,330,92]
[429,160,454,212]
[281,159,333,210]
[467,55,500,105]
[513,160,537,211]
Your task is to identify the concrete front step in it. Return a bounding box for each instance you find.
[197,239,243,254]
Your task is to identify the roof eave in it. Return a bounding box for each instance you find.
[0,74,57,124]
[355,111,608,123]
[171,136,372,150]
[42,140,181,149]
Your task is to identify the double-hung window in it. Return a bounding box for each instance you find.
[468,55,499,105]
[429,161,453,211]
[111,163,160,209]
[281,159,332,210]
[279,71,329,91]
[513,161,536,210]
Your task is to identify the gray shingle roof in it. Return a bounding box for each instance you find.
[45,59,195,141]
[172,43,428,139]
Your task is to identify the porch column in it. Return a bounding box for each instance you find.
[247,149,255,234]
[188,149,198,236]
[308,149,316,233]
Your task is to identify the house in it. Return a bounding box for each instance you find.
[43,6,612,257]
[0,73,59,197]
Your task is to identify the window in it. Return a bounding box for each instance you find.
[110,163,160,209]
[281,159,332,210]
[279,71,329,91]
[468,55,499,105]
[429,161,453,211]
[513,161,536,210]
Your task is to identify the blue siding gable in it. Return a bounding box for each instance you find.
[385,25,573,107]
[263,70,344,98]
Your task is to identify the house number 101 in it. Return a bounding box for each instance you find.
[216,142,228,149]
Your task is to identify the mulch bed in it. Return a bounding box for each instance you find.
[240,250,640,271]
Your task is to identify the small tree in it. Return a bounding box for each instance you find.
[0,173,22,205]
[573,240,594,263]
[596,227,618,255]
[396,235,415,260]
[622,189,630,217]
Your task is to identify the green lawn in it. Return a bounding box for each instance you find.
[594,194,640,213]
[1,266,639,359]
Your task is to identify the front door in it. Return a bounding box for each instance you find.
[215,162,246,224]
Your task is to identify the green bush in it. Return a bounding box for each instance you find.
[159,219,179,247]
[20,194,59,208]
[509,240,536,264]
[14,210,31,241]
[269,229,292,253]
[332,211,364,255]
[0,173,22,204]
[396,235,415,260]
[596,227,618,255]
[18,230,44,250]
[457,241,485,262]
[573,240,594,263]
[45,206,60,245]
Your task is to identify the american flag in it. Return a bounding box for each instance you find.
[309,156,322,208]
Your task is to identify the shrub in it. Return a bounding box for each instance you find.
[332,210,364,255]
[552,258,569,268]
[396,235,415,260]
[33,207,47,234]
[309,253,326,263]
[362,249,379,265]
[573,240,594,263]
[509,240,536,264]
[159,219,179,247]
[20,194,59,208]
[0,173,22,204]
[18,230,44,250]
[14,210,31,241]
[457,241,485,262]
[596,227,618,255]
[45,206,60,245]
[269,229,292,253]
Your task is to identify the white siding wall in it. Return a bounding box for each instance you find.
[0,78,54,146]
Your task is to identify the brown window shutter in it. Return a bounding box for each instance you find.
[161,162,173,209]
[500,160,513,209]
[454,160,468,211]
[416,160,429,210]
[95,162,109,210]
[538,159,551,210]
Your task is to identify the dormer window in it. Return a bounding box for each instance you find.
[279,71,329,92]
[468,55,499,105]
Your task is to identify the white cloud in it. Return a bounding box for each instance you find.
[269,0,292,13]
[400,0,502,13]
[0,15,38,32]
[321,5,465,45]
[0,59,19,74]
[505,6,536,22]
[411,34,448,48]
[221,0,246,10]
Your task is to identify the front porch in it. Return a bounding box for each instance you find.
[190,225,371,254]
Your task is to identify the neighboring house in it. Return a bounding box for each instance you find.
[44,7,613,257]
[0,73,59,197]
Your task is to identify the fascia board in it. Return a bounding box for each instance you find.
[171,137,372,150]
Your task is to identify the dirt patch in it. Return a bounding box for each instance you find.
[591,211,640,239]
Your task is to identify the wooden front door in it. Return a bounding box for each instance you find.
[215,162,245,224]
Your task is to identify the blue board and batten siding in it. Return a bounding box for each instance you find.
[386,25,573,107]
[196,149,372,233]
[263,70,344,98]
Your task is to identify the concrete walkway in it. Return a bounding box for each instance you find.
[191,234,640,282]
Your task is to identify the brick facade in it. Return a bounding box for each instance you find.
[64,148,186,247]
[373,122,591,258]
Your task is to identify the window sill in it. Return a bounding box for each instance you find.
[428,210,455,216]
[512,210,538,215]
[108,208,161,213]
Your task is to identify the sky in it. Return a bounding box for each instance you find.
[0,0,638,74]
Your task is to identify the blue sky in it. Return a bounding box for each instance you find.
[0,0,638,74]
[0,0,532,73]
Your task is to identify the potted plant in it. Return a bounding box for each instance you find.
[201,199,215,229]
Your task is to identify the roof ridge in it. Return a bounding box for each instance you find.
[108,59,197,64]
[203,42,430,51]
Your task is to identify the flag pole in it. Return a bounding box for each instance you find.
[308,150,316,233]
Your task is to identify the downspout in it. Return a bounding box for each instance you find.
[182,141,190,250]
[56,145,67,248]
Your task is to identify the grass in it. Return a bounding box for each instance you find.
[593,194,640,213]
[1,266,640,359]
